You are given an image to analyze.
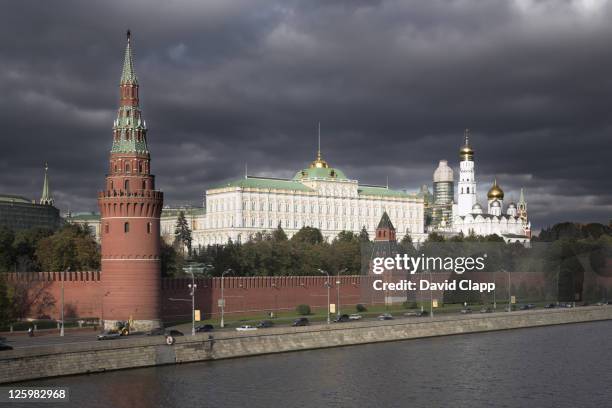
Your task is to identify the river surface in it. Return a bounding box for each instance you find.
[20,321,612,408]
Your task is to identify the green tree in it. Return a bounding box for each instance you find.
[0,277,11,326]
[425,232,445,243]
[0,226,15,272]
[160,240,184,277]
[291,226,324,245]
[13,228,53,272]
[35,224,100,271]
[400,233,415,254]
[272,223,288,242]
[174,211,192,255]
[359,226,370,242]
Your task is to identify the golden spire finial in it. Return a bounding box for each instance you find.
[310,122,329,168]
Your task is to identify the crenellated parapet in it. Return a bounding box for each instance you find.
[3,271,101,282]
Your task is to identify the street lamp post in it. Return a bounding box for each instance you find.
[493,270,497,310]
[220,268,232,328]
[319,269,330,324]
[505,268,511,312]
[182,263,207,336]
[428,269,433,318]
[187,279,197,336]
[336,268,347,318]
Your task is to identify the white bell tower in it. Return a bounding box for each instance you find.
[457,129,477,216]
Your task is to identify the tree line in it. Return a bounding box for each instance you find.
[0,224,99,273]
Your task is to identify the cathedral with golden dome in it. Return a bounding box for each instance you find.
[438,129,531,243]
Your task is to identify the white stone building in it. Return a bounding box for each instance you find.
[448,130,531,244]
[193,150,426,247]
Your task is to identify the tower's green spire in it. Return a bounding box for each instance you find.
[121,30,138,85]
[40,163,54,206]
[519,188,525,204]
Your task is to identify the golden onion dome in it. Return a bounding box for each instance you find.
[459,129,474,161]
[487,178,504,200]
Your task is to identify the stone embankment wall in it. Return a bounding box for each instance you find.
[1,306,611,384]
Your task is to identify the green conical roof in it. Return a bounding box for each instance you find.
[40,163,54,206]
[377,211,395,230]
[121,30,138,85]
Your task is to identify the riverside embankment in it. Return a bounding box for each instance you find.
[2,305,611,384]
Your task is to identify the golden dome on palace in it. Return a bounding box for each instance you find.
[487,178,504,200]
[310,151,329,169]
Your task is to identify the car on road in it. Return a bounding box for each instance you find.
[404,311,427,317]
[460,308,472,314]
[519,304,536,310]
[0,342,13,351]
[256,320,274,329]
[480,307,493,313]
[236,325,258,332]
[378,313,393,320]
[292,317,309,327]
[349,314,363,320]
[147,327,165,336]
[195,324,214,333]
[97,331,121,340]
[167,329,184,337]
[544,303,556,309]
[334,314,350,323]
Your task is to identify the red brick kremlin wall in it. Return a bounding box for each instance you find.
[7,270,606,324]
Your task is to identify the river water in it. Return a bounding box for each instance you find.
[23,321,612,408]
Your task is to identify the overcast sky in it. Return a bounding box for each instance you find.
[1,0,611,230]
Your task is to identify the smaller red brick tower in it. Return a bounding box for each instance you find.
[98,31,163,331]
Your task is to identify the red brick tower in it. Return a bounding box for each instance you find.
[98,31,163,331]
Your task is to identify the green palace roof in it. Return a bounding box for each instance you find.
[357,185,414,198]
[210,150,418,199]
[292,166,348,180]
[0,194,31,204]
[67,212,100,221]
[211,177,315,192]
[161,207,206,217]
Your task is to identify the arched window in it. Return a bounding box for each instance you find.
[110,181,113,190]
[125,163,130,173]
[139,162,143,173]
[466,187,470,194]
[124,222,129,233]
[105,224,109,234]
[142,180,146,190]
[124,180,130,192]
[147,222,152,234]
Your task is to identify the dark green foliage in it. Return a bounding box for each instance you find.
[296,304,311,315]
[356,303,367,312]
[291,226,323,245]
[0,226,15,272]
[194,227,362,276]
[35,224,100,272]
[174,211,192,255]
[160,240,185,277]
[358,226,369,243]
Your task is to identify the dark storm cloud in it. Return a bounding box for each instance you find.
[1,0,610,229]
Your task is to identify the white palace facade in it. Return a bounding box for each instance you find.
[192,150,426,247]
